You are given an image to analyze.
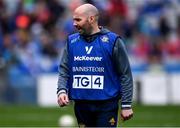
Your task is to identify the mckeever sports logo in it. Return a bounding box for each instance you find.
[74,46,102,61]
[85,46,93,54]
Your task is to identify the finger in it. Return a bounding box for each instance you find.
[61,95,69,105]
[122,116,129,121]
[61,95,69,106]
[64,95,69,104]
[121,116,127,121]
[58,97,66,107]
[59,101,66,107]
[121,113,127,121]
[57,98,61,105]
[58,98,64,107]
[121,114,133,121]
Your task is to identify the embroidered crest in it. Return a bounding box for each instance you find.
[101,36,109,43]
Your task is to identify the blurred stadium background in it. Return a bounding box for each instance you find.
[0,0,180,127]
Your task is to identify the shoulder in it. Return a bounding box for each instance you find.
[67,33,80,44]
[107,31,119,38]
[101,28,120,40]
[101,29,126,51]
[68,33,79,39]
[105,29,124,43]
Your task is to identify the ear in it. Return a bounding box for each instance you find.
[88,16,94,23]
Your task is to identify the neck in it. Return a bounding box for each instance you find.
[90,26,100,35]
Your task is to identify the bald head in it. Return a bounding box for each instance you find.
[73,4,100,35]
[74,4,99,21]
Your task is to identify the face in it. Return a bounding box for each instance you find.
[73,12,92,35]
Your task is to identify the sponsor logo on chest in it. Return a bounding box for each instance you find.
[74,46,102,61]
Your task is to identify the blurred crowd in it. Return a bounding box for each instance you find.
[0,0,180,103]
[1,0,180,74]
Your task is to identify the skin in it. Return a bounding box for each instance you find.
[73,4,100,35]
[57,3,133,122]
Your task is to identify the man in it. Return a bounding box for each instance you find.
[57,3,133,127]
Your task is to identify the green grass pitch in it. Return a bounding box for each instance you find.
[0,104,180,127]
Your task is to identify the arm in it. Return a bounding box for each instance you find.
[112,37,133,120]
[57,42,70,107]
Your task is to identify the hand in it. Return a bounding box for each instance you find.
[120,108,133,121]
[57,93,69,107]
